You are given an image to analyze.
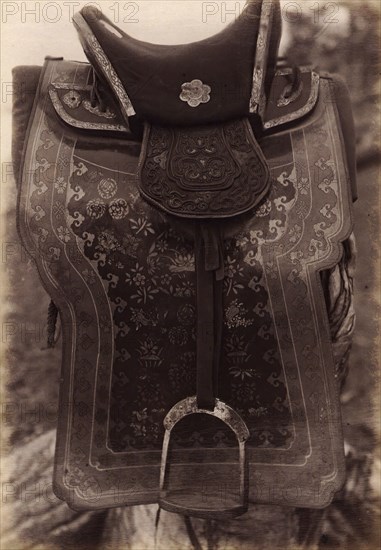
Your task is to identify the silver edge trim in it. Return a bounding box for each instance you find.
[264,72,320,129]
[49,88,128,132]
[249,0,274,114]
[73,13,135,118]
[52,83,92,91]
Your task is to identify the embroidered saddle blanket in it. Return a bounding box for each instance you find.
[15,0,355,518]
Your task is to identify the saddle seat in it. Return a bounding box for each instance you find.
[76,2,265,125]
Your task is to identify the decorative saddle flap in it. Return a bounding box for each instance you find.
[138,120,270,219]
[17,53,353,513]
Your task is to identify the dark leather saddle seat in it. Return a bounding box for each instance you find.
[75,2,266,125]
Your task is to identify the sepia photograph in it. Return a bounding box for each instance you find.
[1,1,380,548]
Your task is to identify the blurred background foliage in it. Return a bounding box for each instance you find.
[284,0,380,164]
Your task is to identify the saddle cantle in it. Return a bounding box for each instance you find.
[16,0,355,518]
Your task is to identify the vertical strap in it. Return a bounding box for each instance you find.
[195,227,216,411]
[213,276,224,402]
[194,224,225,411]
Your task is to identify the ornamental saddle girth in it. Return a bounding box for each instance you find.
[16,2,354,518]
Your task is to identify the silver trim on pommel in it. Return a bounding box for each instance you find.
[72,12,135,119]
[249,0,274,115]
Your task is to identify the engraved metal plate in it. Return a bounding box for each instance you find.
[179,79,211,107]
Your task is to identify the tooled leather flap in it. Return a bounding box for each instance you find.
[138,119,270,219]
[263,67,319,130]
[48,61,129,133]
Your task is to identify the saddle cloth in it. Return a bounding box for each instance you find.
[15,0,356,518]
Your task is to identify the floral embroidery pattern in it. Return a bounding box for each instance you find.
[289,224,302,244]
[130,217,155,236]
[54,177,67,194]
[177,304,195,326]
[225,300,254,329]
[86,199,106,219]
[21,64,350,504]
[130,409,162,445]
[98,230,119,252]
[255,198,272,217]
[67,156,295,450]
[130,307,159,330]
[137,338,162,369]
[109,198,128,219]
[57,226,71,243]
[169,253,194,273]
[168,352,196,396]
[125,263,145,286]
[224,256,244,295]
[168,326,188,346]
[297,177,310,195]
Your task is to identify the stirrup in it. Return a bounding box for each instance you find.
[159,396,250,519]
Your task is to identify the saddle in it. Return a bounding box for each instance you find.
[16,0,355,519]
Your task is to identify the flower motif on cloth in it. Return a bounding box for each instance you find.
[255,198,272,217]
[86,199,106,220]
[98,230,120,252]
[297,177,310,195]
[54,176,67,194]
[179,79,211,107]
[63,90,82,109]
[57,226,71,243]
[108,198,129,220]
